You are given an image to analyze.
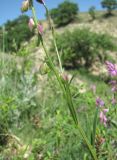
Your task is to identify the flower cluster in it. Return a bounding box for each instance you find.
[28,18,43,34]
[105,61,117,77]
[96,97,104,107]
[105,61,117,105]
[21,1,43,34]
[109,80,117,93]
[99,108,109,127]
[96,97,109,126]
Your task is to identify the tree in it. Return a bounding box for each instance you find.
[49,1,79,27]
[88,6,96,20]
[101,0,117,15]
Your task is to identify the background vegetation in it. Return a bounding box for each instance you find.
[0,0,117,159]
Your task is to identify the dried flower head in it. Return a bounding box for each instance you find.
[21,0,29,12]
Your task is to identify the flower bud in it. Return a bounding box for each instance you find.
[21,0,29,12]
[37,24,43,35]
[39,63,50,75]
[28,18,35,31]
[36,0,45,5]
[61,73,69,82]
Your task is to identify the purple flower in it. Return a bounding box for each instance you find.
[96,97,104,107]
[103,108,109,113]
[109,80,117,93]
[105,61,117,77]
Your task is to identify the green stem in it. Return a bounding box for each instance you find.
[64,82,97,160]
[91,107,99,147]
[31,6,38,25]
[41,38,98,160]
[44,5,63,73]
[78,124,97,160]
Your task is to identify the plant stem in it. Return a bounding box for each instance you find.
[91,107,99,147]
[41,38,98,160]
[31,5,98,160]
[44,5,63,73]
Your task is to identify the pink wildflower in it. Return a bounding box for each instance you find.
[103,108,109,113]
[100,111,108,127]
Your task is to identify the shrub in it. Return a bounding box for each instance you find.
[88,6,96,20]
[49,1,79,27]
[51,29,116,68]
[0,15,34,53]
[101,0,117,15]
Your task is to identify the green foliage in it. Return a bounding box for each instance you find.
[88,6,96,20]
[49,1,79,27]
[51,29,116,68]
[0,51,37,146]
[0,53,117,159]
[101,0,117,15]
[0,15,34,53]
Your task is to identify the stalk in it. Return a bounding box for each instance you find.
[30,4,98,160]
[2,25,5,53]
[44,5,63,73]
[91,107,99,147]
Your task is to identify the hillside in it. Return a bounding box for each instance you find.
[31,11,117,77]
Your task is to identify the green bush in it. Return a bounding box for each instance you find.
[88,6,96,20]
[51,29,116,68]
[49,1,79,27]
[0,15,34,53]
